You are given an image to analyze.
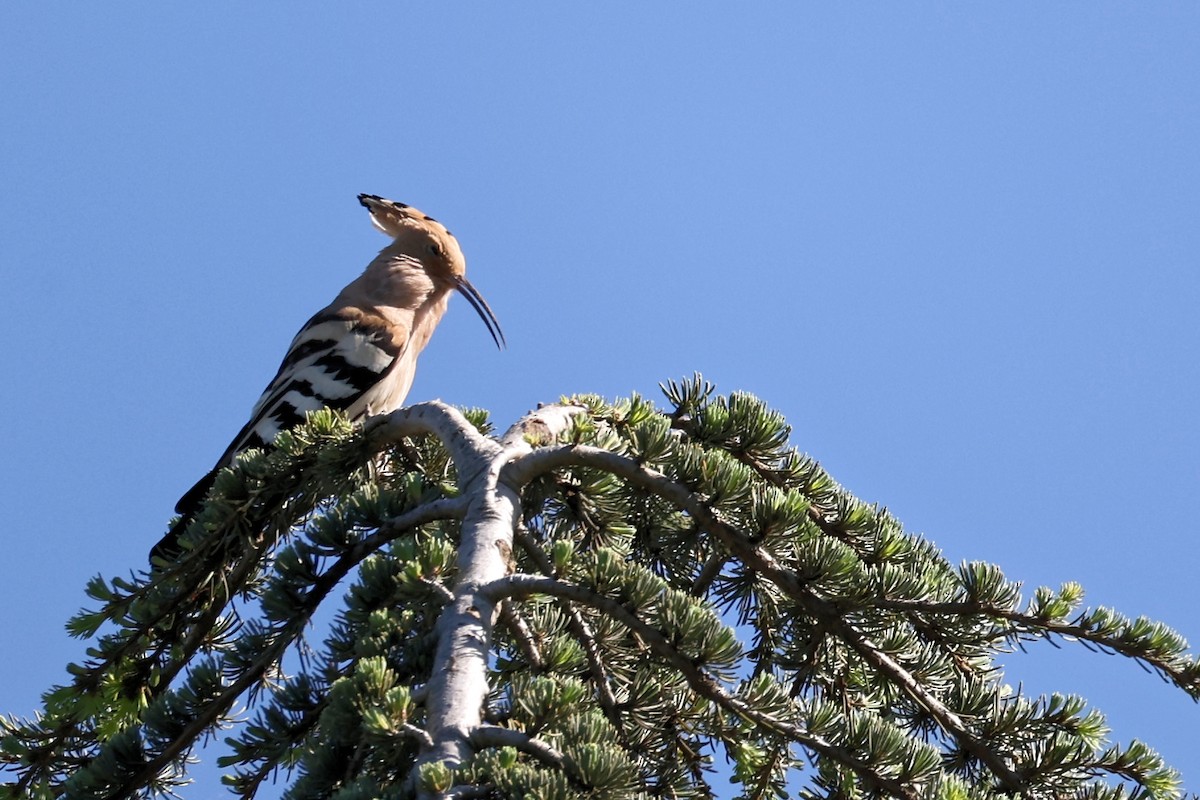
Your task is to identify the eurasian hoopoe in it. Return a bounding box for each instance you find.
[150,194,503,563]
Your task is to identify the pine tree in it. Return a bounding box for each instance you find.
[2,376,1197,799]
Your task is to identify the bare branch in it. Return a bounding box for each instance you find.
[413,402,590,795]
[469,725,570,773]
[367,401,502,480]
[499,404,589,449]
[402,723,435,750]
[497,600,544,671]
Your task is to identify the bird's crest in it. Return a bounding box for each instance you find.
[358,194,453,239]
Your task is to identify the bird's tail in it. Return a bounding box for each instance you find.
[150,515,190,565]
[149,469,217,565]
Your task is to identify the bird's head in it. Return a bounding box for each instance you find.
[358,194,505,349]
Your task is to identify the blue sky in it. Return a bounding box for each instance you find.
[1,4,1197,796]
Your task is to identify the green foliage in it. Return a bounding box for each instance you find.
[2,380,1197,800]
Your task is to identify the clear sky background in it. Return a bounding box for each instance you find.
[1,5,1197,797]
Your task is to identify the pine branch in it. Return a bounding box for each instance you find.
[106,496,463,798]
[8,389,1192,799]
[504,444,1028,794]
[487,573,926,800]
[877,597,1200,699]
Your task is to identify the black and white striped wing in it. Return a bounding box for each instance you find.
[173,311,401,517]
[234,314,400,453]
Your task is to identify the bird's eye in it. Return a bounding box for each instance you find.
[427,243,444,257]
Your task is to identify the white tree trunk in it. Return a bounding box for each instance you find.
[370,401,585,795]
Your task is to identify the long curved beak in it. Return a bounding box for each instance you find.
[454,276,506,349]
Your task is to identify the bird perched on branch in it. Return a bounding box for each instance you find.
[150,194,504,563]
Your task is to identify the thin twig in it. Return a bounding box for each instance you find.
[498,599,544,671]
